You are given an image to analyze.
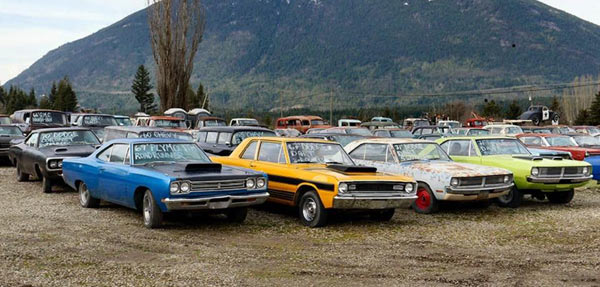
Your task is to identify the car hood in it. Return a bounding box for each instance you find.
[137,162,263,180]
[39,145,98,158]
[301,164,413,182]
[0,135,24,145]
[397,160,510,177]
[484,154,590,167]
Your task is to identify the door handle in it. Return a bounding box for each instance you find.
[99,167,106,172]
[249,163,256,168]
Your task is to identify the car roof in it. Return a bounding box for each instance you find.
[517,133,563,137]
[104,126,187,133]
[245,136,335,144]
[149,116,183,120]
[14,109,65,113]
[438,135,515,141]
[30,127,92,133]
[113,115,130,119]
[198,116,225,121]
[198,126,273,132]
[105,138,190,145]
[349,138,432,145]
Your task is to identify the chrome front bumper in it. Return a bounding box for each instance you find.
[332,194,417,209]
[526,175,592,184]
[162,192,269,211]
[446,183,514,195]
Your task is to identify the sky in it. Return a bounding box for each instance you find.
[0,0,600,84]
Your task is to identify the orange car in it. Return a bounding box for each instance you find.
[275,116,331,134]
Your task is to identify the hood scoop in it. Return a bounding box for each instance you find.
[184,163,222,173]
[327,164,377,173]
[512,155,543,161]
[54,147,69,153]
[551,157,564,161]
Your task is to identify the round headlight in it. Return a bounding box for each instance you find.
[256,178,266,188]
[531,167,539,176]
[246,178,256,189]
[585,151,590,158]
[57,161,63,168]
[405,183,414,193]
[583,167,590,175]
[180,182,191,193]
[504,175,510,183]
[450,178,459,187]
[338,183,348,194]
[49,161,57,168]
[170,182,180,193]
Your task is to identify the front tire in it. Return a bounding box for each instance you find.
[225,207,248,223]
[78,182,100,208]
[495,186,522,208]
[547,189,574,204]
[412,185,439,214]
[531,115,541,126]
[142,190,163,229]
[299,191,328,228]
[42,176,53,193]
[16,165,29,182]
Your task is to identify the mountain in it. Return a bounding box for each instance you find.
[6,0,600,113]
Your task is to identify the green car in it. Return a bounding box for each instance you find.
[436,136,592,207]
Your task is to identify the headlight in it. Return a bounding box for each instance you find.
[503,175,511,183]
[585,151,590,158]
[246,178,256,189]
[338,183,348,194]
[57,161,63,168]
[170,182,180,193]
[405,183,414,193]
[583,167,590,175]
[256,177,266,188]
[531,167,539,176]
[450,178,459,187]
[180,182,191,193]
[49,161,57,168]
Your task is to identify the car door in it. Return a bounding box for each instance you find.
[92,145,113,200]
[214,132,233,155]
[201,131,219,154]
[101,144,131,204]
[253,140,294,204]
[14,133,37,174]
[440,139,480,164]
[542,107,550,121]
[234,140,259,169]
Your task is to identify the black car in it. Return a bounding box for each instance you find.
[301,133,368,147]
[197,126,276,155]
[11,109,69,135]
[9,127,101,193]
[519,105,560,126]
[0,125,24,161]
[103,126,194,142]
[72,114,118,141]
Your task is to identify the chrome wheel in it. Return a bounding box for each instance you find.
[143,192,152,225]
[79,183,89,206]
[302,197,317,222]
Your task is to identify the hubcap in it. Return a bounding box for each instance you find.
[499,190,513,203]
[79,184,89,205]
[415,188,431,210]
[143,193,151,224]
[302,198,317,222]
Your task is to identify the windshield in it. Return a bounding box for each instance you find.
[115,118,132,126]
[133,143,210,165]
[347,128,372,136]
[39,130,100,148]
[30,112,66,125]
[92,129,106,140]
[559,127,575,134]
[138,131,193,141]
[0,126,23,136]
[287,142,355,164]
[231,130,276,144]
[533,129,551,134]
[572,136,599,146]
[237,119,259,126]
[506,126,523,134]
[546,136,577,147]
[311,120,325,126]
[587,128,600,135]
[469,129,489,136]
[414,120,429,127]
[330,135,364,147]
[82,115,117,127]
[394,143,450,161]
[204,120,226,127]
[476,139,531,155]
[473,120,487,126]
[390,130,413,138]
[0,117,10,125]
[153,119,186,128]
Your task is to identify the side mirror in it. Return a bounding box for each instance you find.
[225,142,232,147]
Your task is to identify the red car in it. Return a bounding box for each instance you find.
[464,118,489,128]
[516,133,600,161]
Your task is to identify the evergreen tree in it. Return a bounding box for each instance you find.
[38,96,52,109]
[197,83,209,110]
[482,99,502,118]
[185,85,197,110]
[588,92,600,125]
[48,82,57,108]
[549,95,564,124]
[27,88,37,107]
[0,86,5,107]
[54,77,78,112]
[505,100,522,119]
[131,65,156,113]
[575,109,591,125]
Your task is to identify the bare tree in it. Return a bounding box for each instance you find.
[147,0,206,112]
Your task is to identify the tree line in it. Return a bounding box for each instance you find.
[0,77,78,114]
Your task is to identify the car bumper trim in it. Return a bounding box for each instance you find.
[332,195,417,209]
[162,192,269,211]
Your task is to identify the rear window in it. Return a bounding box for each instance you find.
[30,112,66,125]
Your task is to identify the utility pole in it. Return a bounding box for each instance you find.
[329,88,333,125]
[279,92,283,118]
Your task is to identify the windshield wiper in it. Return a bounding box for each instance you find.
[295,160,318,164]
[325,161,343,165]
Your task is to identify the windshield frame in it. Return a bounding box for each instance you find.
[393,143,451,162]
[286,142,355,165]
[38,130,100,148]
[475,138,531,156]
[132,142,211,165]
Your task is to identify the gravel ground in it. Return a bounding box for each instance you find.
[1,164,600,286]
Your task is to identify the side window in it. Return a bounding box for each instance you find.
[277,121,284,127]
[26,133,39,147]
[445,140,476,156]
[258,142,283,163]
[349,144,367,160]
[217,132,232,144]
[110,144,129,164]
[97,146,113,162]
[302,120,310,126]
[206,132,218,144]
[241,141,258,160]
[197,132,207,142]
[363,144,388,162]
[520,137,541,146]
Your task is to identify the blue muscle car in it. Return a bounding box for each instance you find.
[62,138,269,228]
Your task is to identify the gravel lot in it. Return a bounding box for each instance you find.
[1,163,600,286]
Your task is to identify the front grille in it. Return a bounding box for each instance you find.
[538,167,585,178]
[190,179,246,192]
[486,175,505,185]
[352,182,404,192]
[0,143,9,149]
[458,175,509,187]
[460,177,483,186]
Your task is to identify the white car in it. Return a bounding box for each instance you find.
[483,124,523,136]
[345,138,513,213]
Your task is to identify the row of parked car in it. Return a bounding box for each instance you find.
[0,109,595,229]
